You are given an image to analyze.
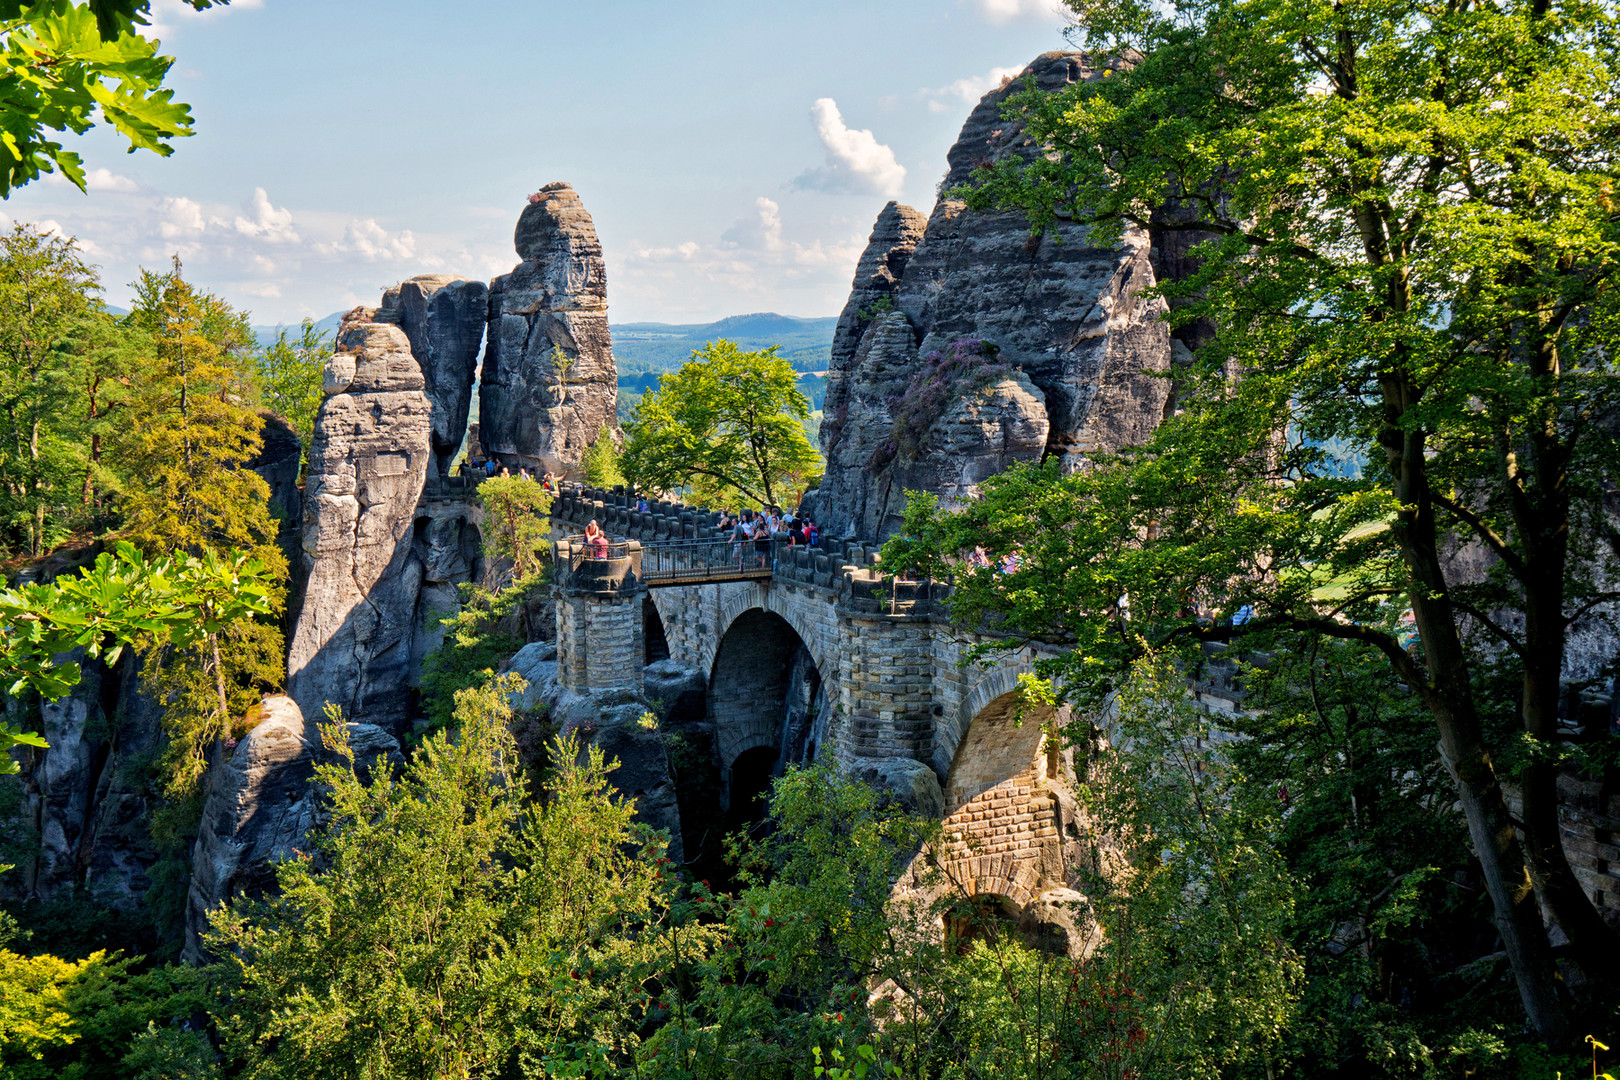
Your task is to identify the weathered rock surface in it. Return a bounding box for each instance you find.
[817,314,1049,541]
[3,651,171,914]
[183,695,402,963]
[381,274,489,481]
[823,201,929,447]
[816,51,1173,540]
[852,757,944,818]
[480,183,618,475]
[286,308,434,734]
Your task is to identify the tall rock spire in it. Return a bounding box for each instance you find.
[479,182,618,475]
[814,52,1173,541]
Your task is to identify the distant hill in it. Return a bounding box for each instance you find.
[252,310,345,347]
[243,309,838,379]
[612,312,837,376]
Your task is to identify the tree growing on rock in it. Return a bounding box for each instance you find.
[476,473,552,583]
[622,340,819,509]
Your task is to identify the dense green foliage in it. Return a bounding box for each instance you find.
[416,578,537,735]
[882,0,1620,1050]
[583,422,628,489]
[251,320,330,469]
[0,541,274,769]
[208,676,666,1079]
[0,0,224,197]
[623,339,820,509]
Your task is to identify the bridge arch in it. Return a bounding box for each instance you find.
[710,585,832,682]
[707,605,826,809]
[935,659,1041,779]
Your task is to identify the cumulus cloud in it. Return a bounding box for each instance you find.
[85,168,139,192]
[159,196,206,237]
[720,197,785,252]
[234,187,298,243]
[793,99,906,198]
[926,65,1023,112]
[969,0,1064,24]
[620,195,865,320]
[329,218,417,261]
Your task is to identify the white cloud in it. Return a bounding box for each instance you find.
[720,197,785,252]
[159,196,206,237]
[145,0,263,38]
[85,168,139,192]
[926,65,1023,112]
[792,98,906,198]
[969,0,1064,24]
[233,187,298,243]
[330,218,417,261]
[620,195,864,320]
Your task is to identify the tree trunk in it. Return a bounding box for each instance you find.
[1382,376,1572,1047]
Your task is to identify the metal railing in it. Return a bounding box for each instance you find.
[558,535,637,574]
[638,535,778,586]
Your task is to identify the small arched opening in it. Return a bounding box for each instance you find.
[944,893,1023,954]
[643,596,670,665]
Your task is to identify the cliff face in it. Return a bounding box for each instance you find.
[383,275,490,481]
[815,52,1174,541]
[480,183,618,475]
[286,311,433,734]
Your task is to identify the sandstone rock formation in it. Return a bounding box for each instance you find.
[381,274,489,481]
[286,308,435,734]
[818,314,1050,542]
[3,651,170,912]
[823,200,928,445]
[480,183,618,475]
[816,52,1173,541]
[183,695,402,963]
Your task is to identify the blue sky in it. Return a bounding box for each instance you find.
[1,0,1074,325]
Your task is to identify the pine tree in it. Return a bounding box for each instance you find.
[117,258,287,825]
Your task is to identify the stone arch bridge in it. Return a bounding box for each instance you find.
[546,484,1171,951]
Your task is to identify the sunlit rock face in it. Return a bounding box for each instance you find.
[286,307,434,734]
[815,52,1173,541]
[479,182,618,476]
[381,274,489,482]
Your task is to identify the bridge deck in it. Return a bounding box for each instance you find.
[558,534,783,589]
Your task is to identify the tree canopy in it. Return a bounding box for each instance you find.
[622,339,820,509]
[883,0,1620,1048]
[0,1,226,196]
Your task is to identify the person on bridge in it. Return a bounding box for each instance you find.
[730,510,753,568]
[752,517,771,568]
[787,518,806,548]
[584,519,610,559]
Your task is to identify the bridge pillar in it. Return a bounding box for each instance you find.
[553,538,646,696]
[556,587,645,695]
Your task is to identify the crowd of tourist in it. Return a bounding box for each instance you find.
[458,456,562,493]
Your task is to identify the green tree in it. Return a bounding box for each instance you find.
[0,223,98,556]
[0,540,276,770]
[582,422,627,489]
[475,472,551,582]
[0,1,224,196]
[208,675,665,1080]
[888,0,1620,1044]
[116,258,287,825]
[251,319,329,465]
[622,339,820,509]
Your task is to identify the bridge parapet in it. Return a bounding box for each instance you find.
[548,483,951,613]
